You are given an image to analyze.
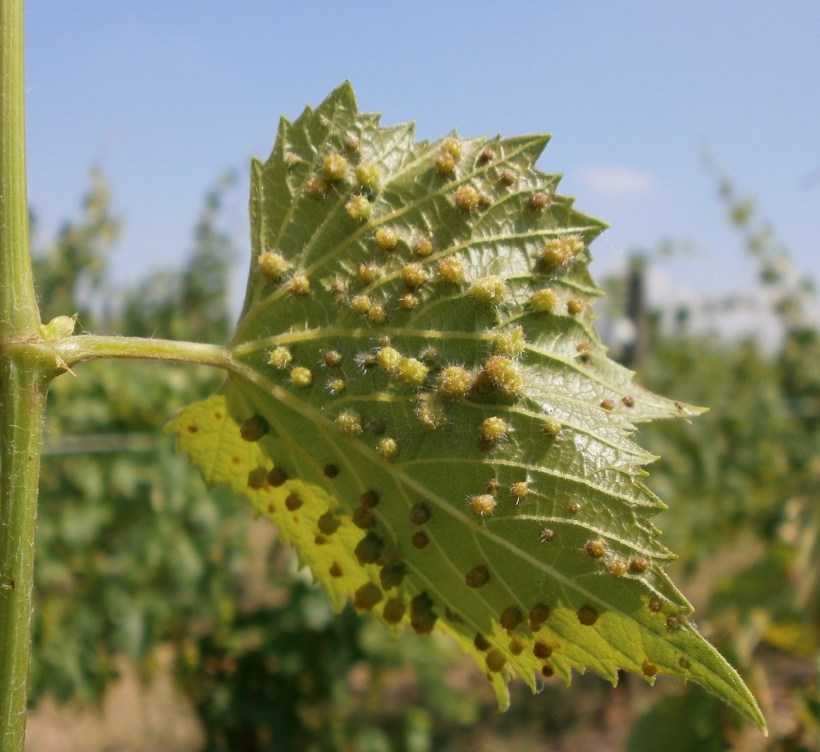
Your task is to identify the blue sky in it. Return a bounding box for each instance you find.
[25,1,820,323]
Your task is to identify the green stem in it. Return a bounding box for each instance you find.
[0,366,45,752]
[55,335,233,370]
[0,2,43,750]
[0,0,37,336]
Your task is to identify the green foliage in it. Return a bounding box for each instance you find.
[32,172,251,703]
[168,83,763,726]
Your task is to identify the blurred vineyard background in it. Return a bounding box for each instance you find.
[24,166,818,752]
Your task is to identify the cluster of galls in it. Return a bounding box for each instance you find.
[583,537,654,581]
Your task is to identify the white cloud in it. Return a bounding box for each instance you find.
[576,166,655,198]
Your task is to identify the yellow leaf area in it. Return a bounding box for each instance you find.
[168,394,525,706]
[167,394,765,722]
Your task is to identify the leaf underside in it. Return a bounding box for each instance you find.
[167,82,764,728]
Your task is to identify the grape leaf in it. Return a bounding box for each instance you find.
[167,82,764,728]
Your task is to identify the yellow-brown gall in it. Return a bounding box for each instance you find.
[622,395,635,408]
[287,274,311,295]
[345,195,372,221]
[529,191,551,210]
[483,356,524,395]
[498,169,516,187]
[374,227,398,251]
[642,660,658,678]
[438,365,473,398]
[542,416,562,437]
[607,559,627,577]
[258,250,289,280]
[469,276,507,305]
[436,152,457,176]
[399,357,429,386]
[377,346,402,373]
[441,137,462,160]
[480,416,509,442]
[357,263,383,284]
[485,649,506,673]
[413,236,433,257]
[510,481,529,501]
[470,494,497,518]
[454,184,481,211]
[543,234,584,269]
[305,176,328,198]
[567,298,585,316]
[284,152,303,167]
[437,257,465,284]
[324,350,343,367]
[376,436,398,459]
[500,606,523,631]
[368,303,387,324]
[290,366,312,388]
[267,346,292,370]
[629,557,649,574]
[478,146,496,164]
[533,641,552,659]
[584,539,606,559]
[323,152,348,181]
[529,288,558,313]
[326,378,346,395]
[335,411,363,435]
[416,393,446,429]
[351,294,372,314]
[600,398,615,411]
[398,293,419,310]
[355,162,380,189]
[401,263,429,289]
[343,133,360,152]
[493,326,526,357]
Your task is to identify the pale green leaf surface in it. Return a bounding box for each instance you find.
[166,82,763,728]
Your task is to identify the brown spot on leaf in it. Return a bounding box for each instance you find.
[355,532,385,565]
[465,564,490,588]
[409,503,431,525]
[285,493,303,511]
[383,598,406,624]
[240,415,269,441]
[533,641,552,659]
[500,606,523,631]
[412,531,430,549]
[268,467,288,487]
[577,605,599,626]
[354,583,383,611]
